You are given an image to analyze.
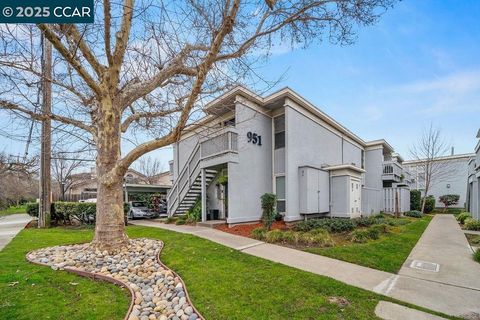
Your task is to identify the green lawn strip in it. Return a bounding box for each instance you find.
[0,205,27,216]
[0,228,129,320]
[1,224,455,320]
[305,216,432,273]
[126,225,454,320]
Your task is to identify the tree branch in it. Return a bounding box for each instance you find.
[121,106,183,132]
[37,24,102,97]
[58,24,107,77]
[0,99,95,134]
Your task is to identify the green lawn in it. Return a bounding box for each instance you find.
[305,216,432,273]
[0,223,452,320]
[0,205,27,216]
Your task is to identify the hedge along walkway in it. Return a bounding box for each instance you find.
[132,219,480,318]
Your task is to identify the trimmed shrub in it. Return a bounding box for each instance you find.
[474,249,480,263]
[464,218,480,231]
[265,229,284,243]
[293,218,356,233]
[457,212,471,224]
[251,227,267,240]
[438,194,460,212]
[404,210,423,218]
[423,196,435,213]
[25,202,98,225]
[261,193,277,231]
[410,190,421,211]
[26,202,39,217]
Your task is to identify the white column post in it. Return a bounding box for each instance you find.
[201,168,207,222]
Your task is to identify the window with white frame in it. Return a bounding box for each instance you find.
[275,176,286,213]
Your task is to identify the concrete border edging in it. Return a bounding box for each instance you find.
[26,239,204,320]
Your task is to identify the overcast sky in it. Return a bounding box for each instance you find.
[1,0,479,170]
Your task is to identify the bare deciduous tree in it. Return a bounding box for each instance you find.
[135,156,165,185]
[0,0,396,250]
[410,125,453,213]
[51,152,85,201]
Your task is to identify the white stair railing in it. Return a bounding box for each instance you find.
[167,129,238,216]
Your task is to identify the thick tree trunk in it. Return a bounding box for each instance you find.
[91,97,129,251]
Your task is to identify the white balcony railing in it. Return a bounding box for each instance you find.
[382,161,402,181]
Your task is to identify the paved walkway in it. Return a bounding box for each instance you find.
[132,217,480,318]
[0,214,31,251]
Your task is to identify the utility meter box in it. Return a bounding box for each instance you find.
[298,166,330,214]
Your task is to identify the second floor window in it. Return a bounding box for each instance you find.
[274,114,285,149]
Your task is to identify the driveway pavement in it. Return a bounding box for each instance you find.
[132,216,480,318]
[0,214,31,251]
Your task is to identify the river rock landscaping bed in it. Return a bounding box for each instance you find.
[26,238,202,320]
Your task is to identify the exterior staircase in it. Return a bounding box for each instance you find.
[167,127,238,218]
[174,169,217,215]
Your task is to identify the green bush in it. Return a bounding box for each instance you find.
[366,226,381,240]
[353,216,376,227]
[265,229,284,243]
[293,218,356,233]
[438,194,460,211]
[404,210,424,218]
[474,249,480,263]
[175,218,186,225]
[423,196,435,213]
[457,212,471,224]
[261,193,277,231]
[370,223,390,234]
[298,230,334,247]
[26,202,39,217]
[165,216,177,224]
[281,230,300,244]
[464,218,480,231]
[469,235,480,246]
[25,202,98,225]
[251,227,267,240]
[350,226,382,243]
[350,229,370,243]
[185,199,201,223]
[410,190,421,211]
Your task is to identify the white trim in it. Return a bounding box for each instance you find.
[404,153,476,164]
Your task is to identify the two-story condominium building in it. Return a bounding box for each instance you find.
[167,87,409,224]
[404,153,475,209]
[467,129,480,220]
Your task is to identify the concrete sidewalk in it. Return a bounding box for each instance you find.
[131,218,480,318]
[0,214,31,251]
[399,214,480,290]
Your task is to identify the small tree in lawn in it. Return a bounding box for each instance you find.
[439,195,460,213]
[410,125,453,213]
[261,193,277,231]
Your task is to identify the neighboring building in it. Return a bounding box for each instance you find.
[66,167,172,201]
[167,86,410,224]
[403,153,475,209]
[467,130,480,220]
